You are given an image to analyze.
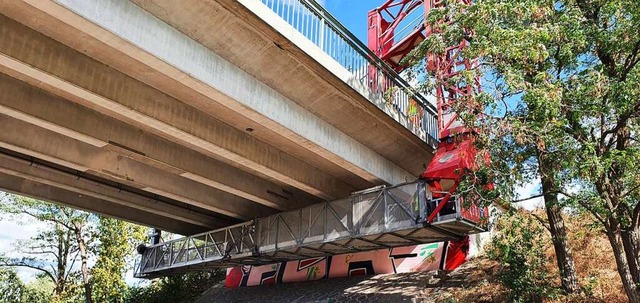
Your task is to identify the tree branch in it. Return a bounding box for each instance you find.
[603,101,640,140]
[531,212,552,232]
[622,39,640,79]
[20,209,74,231]
[633,203,640,230]
[0,261,56,283]
[22,251,59,259]
[511,193,544,203]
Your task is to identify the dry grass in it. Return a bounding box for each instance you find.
[415,211,626,303]
[555,212,626,303]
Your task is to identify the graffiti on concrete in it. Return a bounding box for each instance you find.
[225,237,471,288]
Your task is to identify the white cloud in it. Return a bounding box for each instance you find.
[0,213,50,283]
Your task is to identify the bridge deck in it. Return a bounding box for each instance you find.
[0,0,439,234]
[134,181,486,278]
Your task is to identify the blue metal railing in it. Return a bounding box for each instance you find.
[260,0,438,145]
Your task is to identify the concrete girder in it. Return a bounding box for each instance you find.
[136,0,436,176]
[0,73,320,211]
[0,174,207,235]
[0,0,417,188]
[0,14,356,201]
[0,113,277,220]
[0,152,227,233]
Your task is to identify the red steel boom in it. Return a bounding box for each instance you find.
[368,0,487,224]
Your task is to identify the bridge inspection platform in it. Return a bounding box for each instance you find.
[134,180,487,278]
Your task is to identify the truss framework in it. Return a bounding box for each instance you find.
[134,181,486,278]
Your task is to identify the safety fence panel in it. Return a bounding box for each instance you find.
[135,222,256,276]
[259,0,439,145]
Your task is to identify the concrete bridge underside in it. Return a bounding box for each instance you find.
[0,0,435,235]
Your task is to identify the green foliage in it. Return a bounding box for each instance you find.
[487,211,556,302]
[0,267,25,303]
[0,194,95,301]
[0,194,222,302]
[92,216,147,303]
[408,0,640,216]
[22,275,56,303]
[404,0,640,299]
[0,269,59,303]
[124,271,225,303]
[0,194,151,303]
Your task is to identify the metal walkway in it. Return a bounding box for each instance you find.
[134,181,487,278]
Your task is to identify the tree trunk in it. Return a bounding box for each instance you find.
[79,242,93,303]
[620,223,640,284]
[538,151,580,293]
[607,229,640,303]
[54,224,69,297]
[540,174,581,293]
[73,222,93,303]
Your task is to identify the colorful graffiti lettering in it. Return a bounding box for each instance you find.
[225,235,483,288]
[419,243,440,258]
[306,265,320,280]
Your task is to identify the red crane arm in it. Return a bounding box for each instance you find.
[368,0,488,224]
[369,0,477,139]
[368,0,426,71]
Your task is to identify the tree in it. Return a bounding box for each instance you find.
[0,193,161,302]
[0,195,95,301]
[0,267,25,303]
[0,266,60,303]
[0,192,164,302]
[410,0,640,301]
[487,210,556,302]
[0,194,153,303]
[92,216,146,303]
[68,211,94,303]
[22,275,56,303]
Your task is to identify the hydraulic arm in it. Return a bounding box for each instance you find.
[368,0,487,224]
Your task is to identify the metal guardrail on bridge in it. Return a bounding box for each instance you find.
[260,0,439,145]
[134,181,486,277]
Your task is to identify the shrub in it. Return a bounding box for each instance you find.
[487,210,556,302]
[125,270,225,303]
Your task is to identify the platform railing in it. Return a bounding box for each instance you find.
[428,192,461,223]
[134,221,258,277]
[133,180,490,277]
[135,181,436,277]
[429,190,489,224]
[259,0,438,145]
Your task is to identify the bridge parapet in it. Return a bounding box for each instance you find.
[257,0,438,145]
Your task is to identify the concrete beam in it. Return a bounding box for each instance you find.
[1,0,416,187]
[0,14,356,200]
[0,174,207,235]
[0,112,280,220]
[0,151,228,232]
[138,0,437,175]
[0,73,321,211]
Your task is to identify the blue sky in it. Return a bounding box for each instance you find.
[321,0,373,41]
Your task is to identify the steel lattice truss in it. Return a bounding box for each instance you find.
[134,181,486,278]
